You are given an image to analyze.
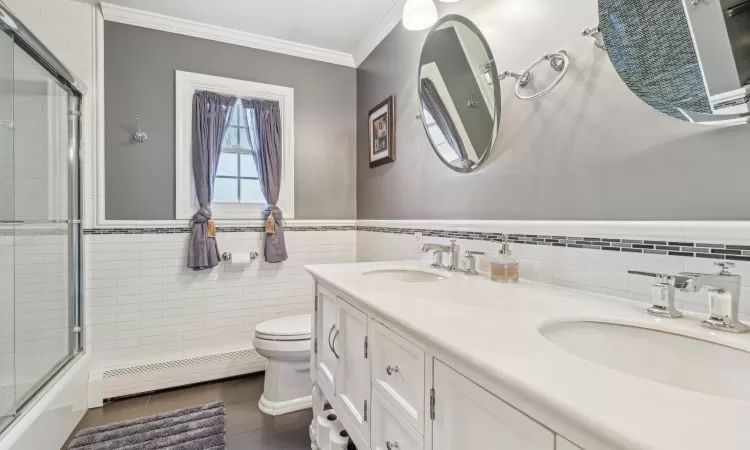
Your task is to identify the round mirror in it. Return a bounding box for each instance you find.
[418,15,501,172]
[599,0,750,125]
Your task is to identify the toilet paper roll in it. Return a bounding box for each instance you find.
[228,252,253,264]
[316,411,340,450]
[315,408,333,445]
[329,429,349,450]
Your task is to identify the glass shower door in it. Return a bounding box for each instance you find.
[0,17,82,434]
[0,26,15,432]
[12,34,79,408]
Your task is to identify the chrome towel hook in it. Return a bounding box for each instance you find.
[134,117,147,143]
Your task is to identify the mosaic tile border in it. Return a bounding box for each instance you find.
[714,91,750,110]
[83,225,356,235]
[357,226,750,262]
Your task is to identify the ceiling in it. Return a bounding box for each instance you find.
[78,0,402,56]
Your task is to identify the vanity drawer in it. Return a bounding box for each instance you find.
[370,320,425,434]
[371,388,424,450]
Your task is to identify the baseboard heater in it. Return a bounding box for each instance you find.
[88,348,266,407]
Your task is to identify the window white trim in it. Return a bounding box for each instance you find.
[175,70,295,221]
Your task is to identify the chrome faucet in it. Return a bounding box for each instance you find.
[420,241,454,268]
[420,240,483,274]
[421,239,460,270]
[629,262,748,333]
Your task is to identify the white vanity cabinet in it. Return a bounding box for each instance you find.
[556,436,583,450]
[311,280,580,450]
[432,361,554,450]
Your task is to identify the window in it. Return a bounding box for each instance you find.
[175,71,295,221]
[422,108,462,165]
[213,102,265,205]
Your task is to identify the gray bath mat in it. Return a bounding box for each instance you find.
[67,402,226,450]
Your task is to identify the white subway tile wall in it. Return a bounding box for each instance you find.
[356,229,750,318]
[83,230,355,365]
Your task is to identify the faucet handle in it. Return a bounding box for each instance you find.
[648,281,683,318]
[715,261,735,275]
[463,251,485,275]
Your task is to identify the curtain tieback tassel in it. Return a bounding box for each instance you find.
[265,206,277,234]
[207,219,217,238]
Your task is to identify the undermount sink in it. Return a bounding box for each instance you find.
[540,320,750,402]
[362,268,446,282]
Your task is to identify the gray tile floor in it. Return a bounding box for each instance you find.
[62,373,312,450]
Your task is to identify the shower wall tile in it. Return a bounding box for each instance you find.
[83,229,356,365]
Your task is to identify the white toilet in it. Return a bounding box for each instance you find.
[253,314,312,416]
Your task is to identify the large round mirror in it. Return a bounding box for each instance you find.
[418,15,501,172]
[599,0,750,125]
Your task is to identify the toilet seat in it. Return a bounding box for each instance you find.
[255,314,311,341]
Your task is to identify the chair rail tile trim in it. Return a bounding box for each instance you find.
[83,225,356,235]
[356,226,750,261]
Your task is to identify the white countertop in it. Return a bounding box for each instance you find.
[305,260,750,450]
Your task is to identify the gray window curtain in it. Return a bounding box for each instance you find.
[420,78,468,164]
[242,99,288,263]
[187,91,237,270]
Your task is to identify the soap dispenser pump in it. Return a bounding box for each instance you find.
[491,235,519,283]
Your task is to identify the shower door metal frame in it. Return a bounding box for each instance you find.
[0,0,86,425]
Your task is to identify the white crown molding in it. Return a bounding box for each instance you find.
[353,0,406,67]
[99,3,356,68]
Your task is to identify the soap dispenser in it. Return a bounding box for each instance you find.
[491,236,519,283]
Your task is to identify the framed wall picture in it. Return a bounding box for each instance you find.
[368,96,396,168]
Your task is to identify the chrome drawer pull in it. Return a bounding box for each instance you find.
[331,330,340,359]
[386,365,400,375]
[386,441,400,450]
[328,324,336,351]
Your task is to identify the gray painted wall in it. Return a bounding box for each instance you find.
[357,0,750,220]
[105,22,356,220]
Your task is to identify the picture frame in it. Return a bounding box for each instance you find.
[368,95,396,168]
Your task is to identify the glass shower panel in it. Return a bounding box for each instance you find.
[0,28,15,431]
[12,39,75,406]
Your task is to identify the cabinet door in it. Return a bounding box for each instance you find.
[336,298,371,444]
[432,360,554,450]
[316,285,338,392]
